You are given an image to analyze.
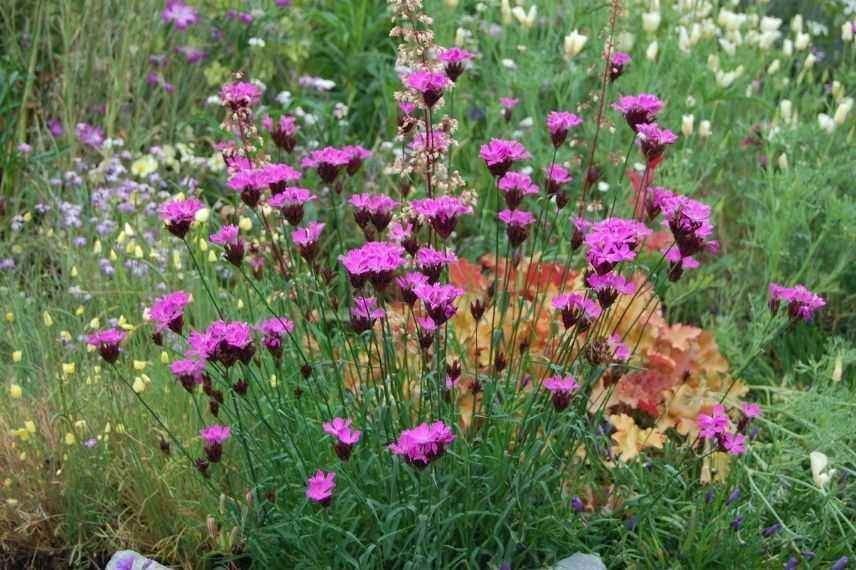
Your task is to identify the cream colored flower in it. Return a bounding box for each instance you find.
[563,30,588,59]
[810,451,835,491]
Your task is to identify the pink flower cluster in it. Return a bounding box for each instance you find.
[583,218,652,275]
[697,405,746,456]
[269,186,316,225]
[149,291,192,335]
[350,193,399,231]
[159,197,204,238]
[411,196,473,239]
[292,222,325,262]
[414,283,464,325]
[87,328,126,364]
[769,283,826,321]
[480,138,531,177]
[187,320,255,367]
[552,293,602,331]
[543,374,579,410]
[302,147,351,183]
[339,242,406,289]
[388,421,455,469]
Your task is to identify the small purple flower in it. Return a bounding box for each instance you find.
[171,359,206,392]
[301,147,350,184]
[257,317,294,358]
[87,328,126,364]
[291,222,325,262]
[498,171,539,209]
[268,186,316,225]
[350,296,385,333]
[306,470,336,505]
[768,283,825,321]
[411,196,473,239]
[480,138,531,177]
[437,47,475,81]
[405,71,449,108]
[545,164,573,195]
[48,118,65,138]
[262,115,299,152]
[612,93,664,131]
[200,424,231,462]
[547,111,583,148]
[75,123,104,147]
[761,522,782,538]
[161,0,199,30]
[414,283,464,325]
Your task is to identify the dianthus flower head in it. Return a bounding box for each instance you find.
[741,403,762,418]
[479,138,531,177]
[543,374,579,410]
[636,122,679,165]
[188,320,255,367]
[584,218,652,274]
[301,147,350,183]
[388,421,455,469]
[410,196,473,239]
[498,172,539,209]
[405,71,449,107]
[552,293,602,330]
[662,194,717,258]
[437,47,475,81]
[545,164,573,194]
[258,163,302,194]
[269,186,316,225]
[498,209,535,247]
[415,247,458,282]
[200,425,231,446]
[768,283,825,321]
[607,334,631,362]
[722,432,746,456]
[262,115,299,152]
[342,145,372,176]
[87,328,126,364]
[350,296,385,333]
[350,193,399,231]
[306,470,336,505]
[500,97,519,110]
[339,241,406,289]
[612,93,664,131]
[397,271,431,305]
[170,358,205,391]
[586,272,636,308]
[698,404,731,439]
[415,283,464,325]
[257,317,294,357]
[663,247,701,282]
[159,197,204,238]
[291,221,325,261]
[323,417,362,460]
[149,291,191,334]
[210,224,240,246]
[161,1,199,30]
[609,52,632,81]
[220,81,262,109]
[547,111,583,148]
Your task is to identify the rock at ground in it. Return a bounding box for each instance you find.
[105,550,170,570]
[553,552,607,570]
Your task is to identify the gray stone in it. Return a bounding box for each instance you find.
[105,550,171,570]
[552,552,607,570]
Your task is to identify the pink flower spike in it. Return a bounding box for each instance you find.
[306,470,336,505]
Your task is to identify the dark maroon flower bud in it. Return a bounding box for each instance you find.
[294,386,304,399]
[446,360,462,382]
[209,399,220,417]
[205,442,223,463]
[494,351,507,373]
[195,458,210,478]
[301,363,312,379]
[224,241,245,267]
[233,378,248,396]
[152,331,163,346]
[159,435,171,455]
[470,299,486,321]
[555,191,569,210]
[240,186,262,208]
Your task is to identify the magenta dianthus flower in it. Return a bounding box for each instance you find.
[323,417,362,461]
[306,470,336,505]
[187,320,255,367]
[291,222,325,262]
[342,145,372,176]
[221,81,261,109]
[636,122,679,165]
[388,421,455,469]
[159,197,204,238]
[397,271,431,305]
[586,272,635,308]
[552,293,602,331]
[269,186,316,225]
[200,424,231,462]
[722,432,746,456]
[257,317,294,358]
[262,115,299,152]
[76,123,105,147]
[411,196,473,239]
[768,283,825,321]
[415,283,464,325]
[259,163,302,194]
[87,328,126,364]
[543,375,579,411]
[480,138,531,177]
[498,172,539,209]
[609,52,632,81]
[161,1,198,30]
[339,241,406,290]
[661,194,717,258]
[612,93,664,131]
[698,404,731,439]
[149,291,191,336]
[607,334,631,362]
[210,225,244,266]
[664,247,701,282]
[350,296,386,333]
[171,358,205,392]
[415,248,457,282]
[498,209,535,248]
[437,47,475,81]
[349,193,399,231]
[405,71,449,108]
[545,165,573,195]
[547,111,583,148]
[301,147,350,184]
[583,218,652,274]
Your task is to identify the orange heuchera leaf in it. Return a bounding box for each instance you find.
[610,413,665,462]
[449,259,487,294]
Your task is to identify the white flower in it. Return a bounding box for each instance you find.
[810,451,835,491]
[718,38,736,56]
[501,58,517,70]
[791,14,803,34]
[794,32,811,51]
[501,0,512,24]
[563,30,588,59]
[681,114,694,136]
[779,99,793,122]
[519,117,534,128]
[646,40,659,61]
[783,38,793,56]
[715,66,744,88]
[818,113,835,133]
[512,5,537,29]
[842,21,854,42]
[707,54,720,72]
[833,98,853,126]
[777,153,789,170]
[758,30,781,49]
[248,37,266,48]
[617,31,635,51]
[699,120,712,138]
[804,52,816,69]
[760,16,782,33]
[767,59,781,74]
[275,91,292,106]
[455,27,470,47]
[642,11,661,33]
